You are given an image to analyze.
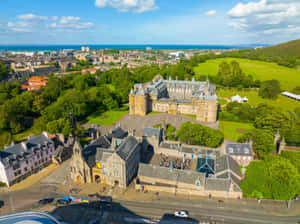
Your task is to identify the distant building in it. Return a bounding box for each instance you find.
[146,47,152,51]
[226,143,253,166]
[81,46,90,52]
[282,91,300,101]
[169,51,185,57]
[21,76,48,91]
[81,67,98,75]
[0,132,55,187]
[129,76,218,122]
[231,95,248,103]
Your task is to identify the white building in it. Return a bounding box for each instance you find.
[231,95,248,103]
[226,143,253,167]
[0,133,55,187]
[282,91,300,101]
[169,51,185,57]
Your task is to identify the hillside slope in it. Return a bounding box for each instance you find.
[256,39,300,57]
[194,58,300,91]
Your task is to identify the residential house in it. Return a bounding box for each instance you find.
[0,132,55,187]
[225,143,253,166]
[21,76,48,90]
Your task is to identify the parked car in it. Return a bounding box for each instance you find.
[38,198,54,205]
[56,199,71,206]
[174,210,189,218]
[82,199,89,203]
[0,200,4,208]
[99,196,112,203]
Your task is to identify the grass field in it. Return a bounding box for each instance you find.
[194,58,300,91]
[217,89,300,112]
[219,121,254,141]
[218,98,227,106]
[87,110,128,126]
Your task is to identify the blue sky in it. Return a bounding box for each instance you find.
[1,0,299,45]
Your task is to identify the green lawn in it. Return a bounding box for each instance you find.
[218,98,227,106]
[148,111,164,115]
[194,58,300,91]
[13,128,41,143]
[217,89,300,112]
[217,89,300,111]
[182,114,197,120]
[87,110,128,126]
[219,121,254,141]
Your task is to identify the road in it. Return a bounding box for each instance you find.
[1,160,300,224]
[115,199,300,224]
[0,161,69,215]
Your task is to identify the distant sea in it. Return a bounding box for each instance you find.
[0,44,260,52]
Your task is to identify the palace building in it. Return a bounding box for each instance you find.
[129,76,218,122]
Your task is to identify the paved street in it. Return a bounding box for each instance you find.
[1,159,300,223]
[0,161,69,215]
[115,199,300,224]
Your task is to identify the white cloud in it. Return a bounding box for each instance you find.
[47,16,94,30]
[95,0,158,13]
[205,10,216,16]
[227,0,300,33]
[3,14,95,34]
[17,14,58,21]
[227,0,300,40]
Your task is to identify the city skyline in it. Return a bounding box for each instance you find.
[1,0,299,45]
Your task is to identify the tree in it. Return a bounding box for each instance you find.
[46,118,73,136]
[292,86,300,94]
[265,156,300,200]
[0,62,9,81]
[176,122,224,147]
[254,104,289,134]
[239,128,274,158]
[259,80,281,99]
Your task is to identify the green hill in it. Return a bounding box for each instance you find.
[194,58,300,91]
[256,39,300,57]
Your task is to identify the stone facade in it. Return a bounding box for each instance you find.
[70,128,141,188]
[0,132,55,187]
[70,127,243,198]
[225,143,254,167]
[129,76,218,122]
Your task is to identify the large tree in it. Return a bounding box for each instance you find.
[259,80,281,99]
[176,122,224,147]
[265,156,300,200]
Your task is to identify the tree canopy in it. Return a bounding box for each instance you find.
[176,122,224,148]
[258,80,281,99]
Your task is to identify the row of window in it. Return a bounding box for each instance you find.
[13,157,50,177]
[233,156,252,160]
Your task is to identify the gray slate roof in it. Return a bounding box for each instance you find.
[82,146,113,168]
[116,136,139,161]
[143,127,160,138]
[0,133,53,167]
[107,127,128,140]
[138,163,206,186]
[215,155,241,178]
[226,143,253,156]
[205,178,231,191]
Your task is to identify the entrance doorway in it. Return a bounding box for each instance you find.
[95,175,101,183]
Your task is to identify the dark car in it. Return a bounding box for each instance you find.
[56,199,71,206]
[99,196,112,203]
[38,198,54,205]
[0,200,4,208]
